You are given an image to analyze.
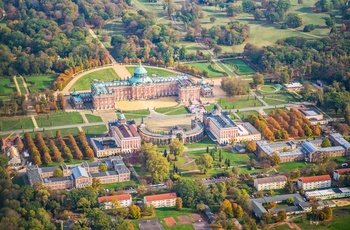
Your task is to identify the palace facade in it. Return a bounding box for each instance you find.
[70,64,213,110]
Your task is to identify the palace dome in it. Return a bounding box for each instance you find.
[128,63,152,84]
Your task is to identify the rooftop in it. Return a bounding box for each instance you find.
[335,168,350,174]
[71,166,90,179]
[299,175,331,183]
[330,133,350,149]
[254,175,287,184]
[98,194,131,203]
[144,193,177,202]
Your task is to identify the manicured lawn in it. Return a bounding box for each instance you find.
[259,85,277,92]
[85,114,103,123]
[118,110,150,119]
[82,125,107,135]
[25,75,57,92]
[44,158,94,167]
[101,180,136,190]
[0,77,17,95]
[155,105,190,115]
[69,68,120,91]
[126,66,175,77]
[185,137,216,149]
[222,59,255,75]
[204,103,215,112]
[234,110,260,120]
[263,98,289,106]
[189,62,226,77]
[16,76,27,94]
[276,161,311,173]
[218,97,264,110]
[0,116,34,131]
[35,112,84,127]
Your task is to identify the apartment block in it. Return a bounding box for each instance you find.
[254,176,287,191]
[98,194,132,209]
[297,175,331,191]
[144,193,177,208]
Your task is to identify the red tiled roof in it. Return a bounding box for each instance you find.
[98,194,131,203]
[299,175,331,183]
[144,193,177,202]
[116,124,139,138]
[335,168,350,174]
[129,125,140,137]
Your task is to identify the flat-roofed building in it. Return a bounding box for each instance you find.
[234,122,261,142]
[305,187,350,200]
[297,175,331,191]
[91,137,121,157]
[334,168,350,181]
[204,105,239,145]
[144,193,177,208]
[298,107,327,125]
[98,194,132,209]
[254,176,287,191]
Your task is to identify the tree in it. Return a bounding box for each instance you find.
[254,9,264,21]
[42,151,52,165]
[142,204,155,216]
[221,199,233,218]
[169,138,184,157]
[322,206,333,220]
[53,167,63,177]
[277,210,287,222]
[344,104,350,125]
[246,140,257,153]
[210,17,217,23]
[173,178,199,208]
[321,138,331,148]
[269,152,281,166]
[253,72,264,85]
[175,197,183,211]
[232,203,244,218]
[213,45,222,56]
[221,77,249,96]
[195,154,213,173]
[285,13,303,28]
[92,178,101,189]
[232,166,240,175]
[129,205,141,219]
[286,197,294,205]
[99,163,108,172]
[324,17,335,27]
[77,197,91,213]
[137,185,146,195]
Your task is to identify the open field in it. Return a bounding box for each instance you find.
[259,85,278,92]
[35,112,84,127]
[145,116,197,132]
[218,96,264,110]
[0,77,17,95]
[101,180,137,190]
[126,66,175,77]
[45,158,93,167]
[116,96,178,111]
[222,59,255,75]
[118,110,151,119]
[0,116,34,131]
[155,106,190,115]
[16,76,27,94]
[189,62,226,77]
[25,75,57,92]
[69,68,120,91]
[185,137,216,149]
[234,110,260,119]
[85,114,103,123]
[276,161,311,172]
[82,125,107,135]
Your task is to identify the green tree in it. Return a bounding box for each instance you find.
[195,154,213,173]
[285,13,303,28]
[269,152,281,166]
[173,178,199,208]
[321,138,331,147]
[286,197,294,205]
[53,167,63,177]
[344,104,350,125]
[175,197,183,211]
[129,205,141,219]
[98,163,108,172]
[169,138,185,157]
[142,204,155,216]
[253,72,264,85]
[77,197,91,213]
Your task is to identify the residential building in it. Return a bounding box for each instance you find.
[297,175,331,191]
[333,168,350,181]
[305,187,350,200]
[26,156,130,190]
[98,194,132,209]
[144,193,177,208]
[254,176,287,191]
[70,63,209,110]
[251,194,311,218]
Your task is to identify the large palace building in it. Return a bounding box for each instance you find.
[70,64,212,110]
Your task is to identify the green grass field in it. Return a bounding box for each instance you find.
[35,112,84,127]
[0,77,17,95]
[126,66,175,77]
[0,116,34,131]
[218,97,264,110]
[69,68,120,91]
[85,114,103,123]
[276,161,311,173]
[234,110,260,119]
[185,137,216,149]
[44,158,93,167]
[101,180,136,190]
[189,62,226,77]
[82,125,107,135]
[155,106,190,115]
[118,110,151,119]
[28,127,81,138]
[222,59,255,75]
[25,75,57,92]
[16,76,27,94]
[259,85,277,92]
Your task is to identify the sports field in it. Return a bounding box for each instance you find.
[69,68,120,91]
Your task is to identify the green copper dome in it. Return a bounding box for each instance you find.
[134,64,148,75]
[128,63,152,84]
[118,113,126,120]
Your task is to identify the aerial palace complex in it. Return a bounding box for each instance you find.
[70,64,213,110]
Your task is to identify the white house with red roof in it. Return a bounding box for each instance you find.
[297,175,331,190]
[98,194,132,209]
[333,168,350,181]
[144,193,177,208]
